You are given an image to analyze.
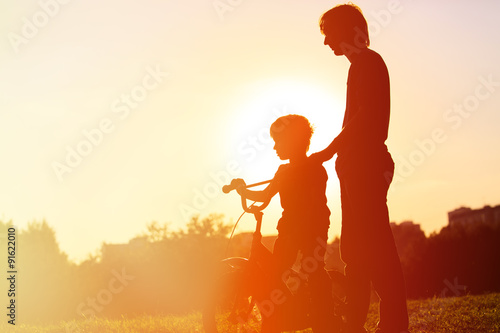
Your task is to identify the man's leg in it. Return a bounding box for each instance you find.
[365,158,409,333]
[338,179,371,333]
[369,222,409,332]
[342,154,409,333]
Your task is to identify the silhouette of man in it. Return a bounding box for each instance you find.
[313,4,410,333]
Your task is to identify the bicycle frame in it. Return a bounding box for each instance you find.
[216,199,273,293]
[203,179,346,332]
[218,191,313,331]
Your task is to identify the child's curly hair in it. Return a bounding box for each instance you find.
[270,114,314,152]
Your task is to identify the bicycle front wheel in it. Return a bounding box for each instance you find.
[203,270,263,333]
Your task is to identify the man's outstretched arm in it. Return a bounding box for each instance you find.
[310,135,341,163]
[310,109,368,163]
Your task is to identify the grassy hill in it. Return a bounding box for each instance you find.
[4,293,499,332]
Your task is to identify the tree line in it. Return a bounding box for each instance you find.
[1,214,499,324]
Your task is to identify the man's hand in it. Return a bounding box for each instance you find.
[309,147,336,163]
[309,134,342,163]
[309,151,326,164]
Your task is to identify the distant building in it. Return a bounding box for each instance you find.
[448,204,500,228]
[390,220,421,231]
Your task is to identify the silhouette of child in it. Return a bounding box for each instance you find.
[232,114,334,333]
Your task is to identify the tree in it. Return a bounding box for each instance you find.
[390,221,428,297]
[17,220,75,322]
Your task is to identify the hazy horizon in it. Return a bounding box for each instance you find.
[1,0,500,262]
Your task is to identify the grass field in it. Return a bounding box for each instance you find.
[3,293,499,333]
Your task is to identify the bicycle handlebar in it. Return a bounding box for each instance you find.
[222,179,273,194]
[223,178,273,215]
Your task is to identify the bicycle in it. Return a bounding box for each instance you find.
[202,178,347,332]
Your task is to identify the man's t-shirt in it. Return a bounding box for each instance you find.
[338,48,390,166]
[273,158,331,237]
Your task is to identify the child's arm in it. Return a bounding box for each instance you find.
[231,178,278,203]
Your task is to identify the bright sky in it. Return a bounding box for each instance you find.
[1,0,499,262]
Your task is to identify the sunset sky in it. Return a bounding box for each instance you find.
[1,0,499,262]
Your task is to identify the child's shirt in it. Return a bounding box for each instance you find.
[273,157,331,237]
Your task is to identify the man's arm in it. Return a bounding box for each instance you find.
[310,132,341,163]
[310,110,365,163]
[312,53,389,163]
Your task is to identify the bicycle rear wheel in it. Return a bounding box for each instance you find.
[203,270,262,333]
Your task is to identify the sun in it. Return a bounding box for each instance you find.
[226,78,344,180]
[217,78,344,237]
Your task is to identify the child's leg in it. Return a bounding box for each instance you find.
[257,234,299,331]
[302,234,337,333]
